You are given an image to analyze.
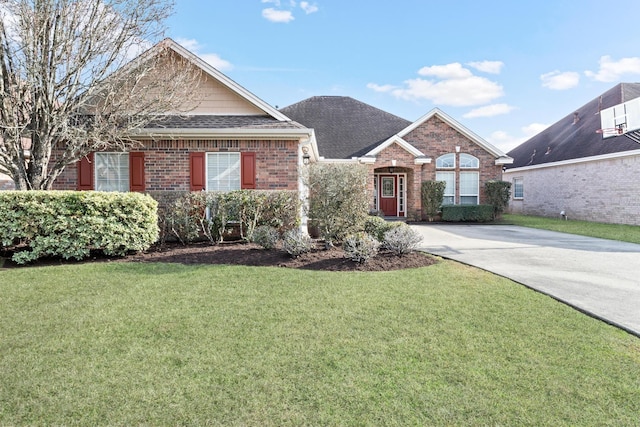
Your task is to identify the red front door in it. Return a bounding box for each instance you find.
[379,175,398,216]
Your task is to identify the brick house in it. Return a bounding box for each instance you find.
[52,39,317,197]
[281,96,513,219]
[503,83,640,226]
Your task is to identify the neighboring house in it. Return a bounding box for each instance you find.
[52,39,317,198]
[281,96,513,219]
[503,83,640,226]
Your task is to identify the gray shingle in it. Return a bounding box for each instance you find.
[507,83,640,169]
[145,115,307,130]
[280,96,411,159]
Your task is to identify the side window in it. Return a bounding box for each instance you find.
[513,177,524,199]
[207,152,241,191]
[436,171,455,205]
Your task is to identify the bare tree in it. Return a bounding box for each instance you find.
[0,0,201,190]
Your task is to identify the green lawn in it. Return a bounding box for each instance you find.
[503,214,640,244]
[1,261,639,425]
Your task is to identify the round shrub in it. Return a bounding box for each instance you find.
[383,224,423,256]
[252,225,280,250]
[282,229,313,258]
[343,232,380,263]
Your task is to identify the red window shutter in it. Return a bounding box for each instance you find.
[241,152,256,189]
[77,153,94,190]
[129,152,145,192]
[190,152,206,191]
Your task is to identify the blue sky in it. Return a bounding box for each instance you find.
[166,0,640,153]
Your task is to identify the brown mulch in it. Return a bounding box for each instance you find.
[1,241,437,272]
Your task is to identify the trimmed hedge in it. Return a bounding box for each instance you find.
[0,191,158,264]
[441,204,494,222]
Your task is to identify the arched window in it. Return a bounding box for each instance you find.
[436,153,455,168]
[459,153,479,168]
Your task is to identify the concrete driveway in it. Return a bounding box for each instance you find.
[411,224,640,337]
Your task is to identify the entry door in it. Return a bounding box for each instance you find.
[379,175,398,216]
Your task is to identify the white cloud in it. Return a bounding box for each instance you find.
[175,38,233,71]
[467,61,504,74]
[391,74,504,107]
[585,55,640,82]
[522,122,550,137]
[463,103,515,118]
[540,70,580,90]
[418,63,473,79]
[300,1,319,14]
[366,83,396,92]
[370,62,504,107]
[262,8,295,23]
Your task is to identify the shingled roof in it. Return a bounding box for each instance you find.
[507,82,640,169]
[145,115,308,130]
[280,96,411,159]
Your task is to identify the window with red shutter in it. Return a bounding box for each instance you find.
[190,152,206,191]
[129,152,145,192]
[77,153,94,190]
[241,152,256,189]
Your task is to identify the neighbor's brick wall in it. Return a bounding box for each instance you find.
[371,116,504,218]
[53,139,300,191]
[503,152,640,226]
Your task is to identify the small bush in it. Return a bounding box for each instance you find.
[282,229,313,258]
[0,191,158,264]
[484,180,512,220]
[363,216,403,242]
[343,232,380,263]
[383,225,423,256]
[421,180,446,221]
[441,205,494,222]
[252,225,280,250]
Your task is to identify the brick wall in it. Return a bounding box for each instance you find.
[503,152,640,226]
[370,116,504,219]
[53,139,300,191]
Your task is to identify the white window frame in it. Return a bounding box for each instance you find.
[436,153,455,169]
[459,153,479,169]
[436,171,455,205]
[206,152,241,191]
[95,152,129,192]
[460,171,479,205]
[513,177,524,199]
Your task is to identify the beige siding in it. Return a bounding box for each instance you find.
[503,152,640,225]
[185,73,265,115]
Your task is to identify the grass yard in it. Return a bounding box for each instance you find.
[1,262,639,426]
[503,214,640,244]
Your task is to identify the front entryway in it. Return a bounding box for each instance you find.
[375,174,406,217]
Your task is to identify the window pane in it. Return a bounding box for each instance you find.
[95,153,129,192]
[436,171,455,205]
[207,153,241,191]
[436,153,455,168]
[460,172,478,205]
[514,178,524,198]
[460,153,479,168]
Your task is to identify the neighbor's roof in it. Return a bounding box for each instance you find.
[280,96,411,159]
[507,82,640,169]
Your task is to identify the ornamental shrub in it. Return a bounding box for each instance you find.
[421,180,446,221]
[484,180,512,219]
[306,163,369,245]
[383,224,423,256]
[363,215,402,242]
[0,191,158,264]
[441,205,494,222]
[343,232,380,263]
[282,228,312,258]
[252,225,280,250]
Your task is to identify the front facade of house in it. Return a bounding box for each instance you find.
[504,83,640,226]
[52,39,317,197]
[282,97,513,220]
